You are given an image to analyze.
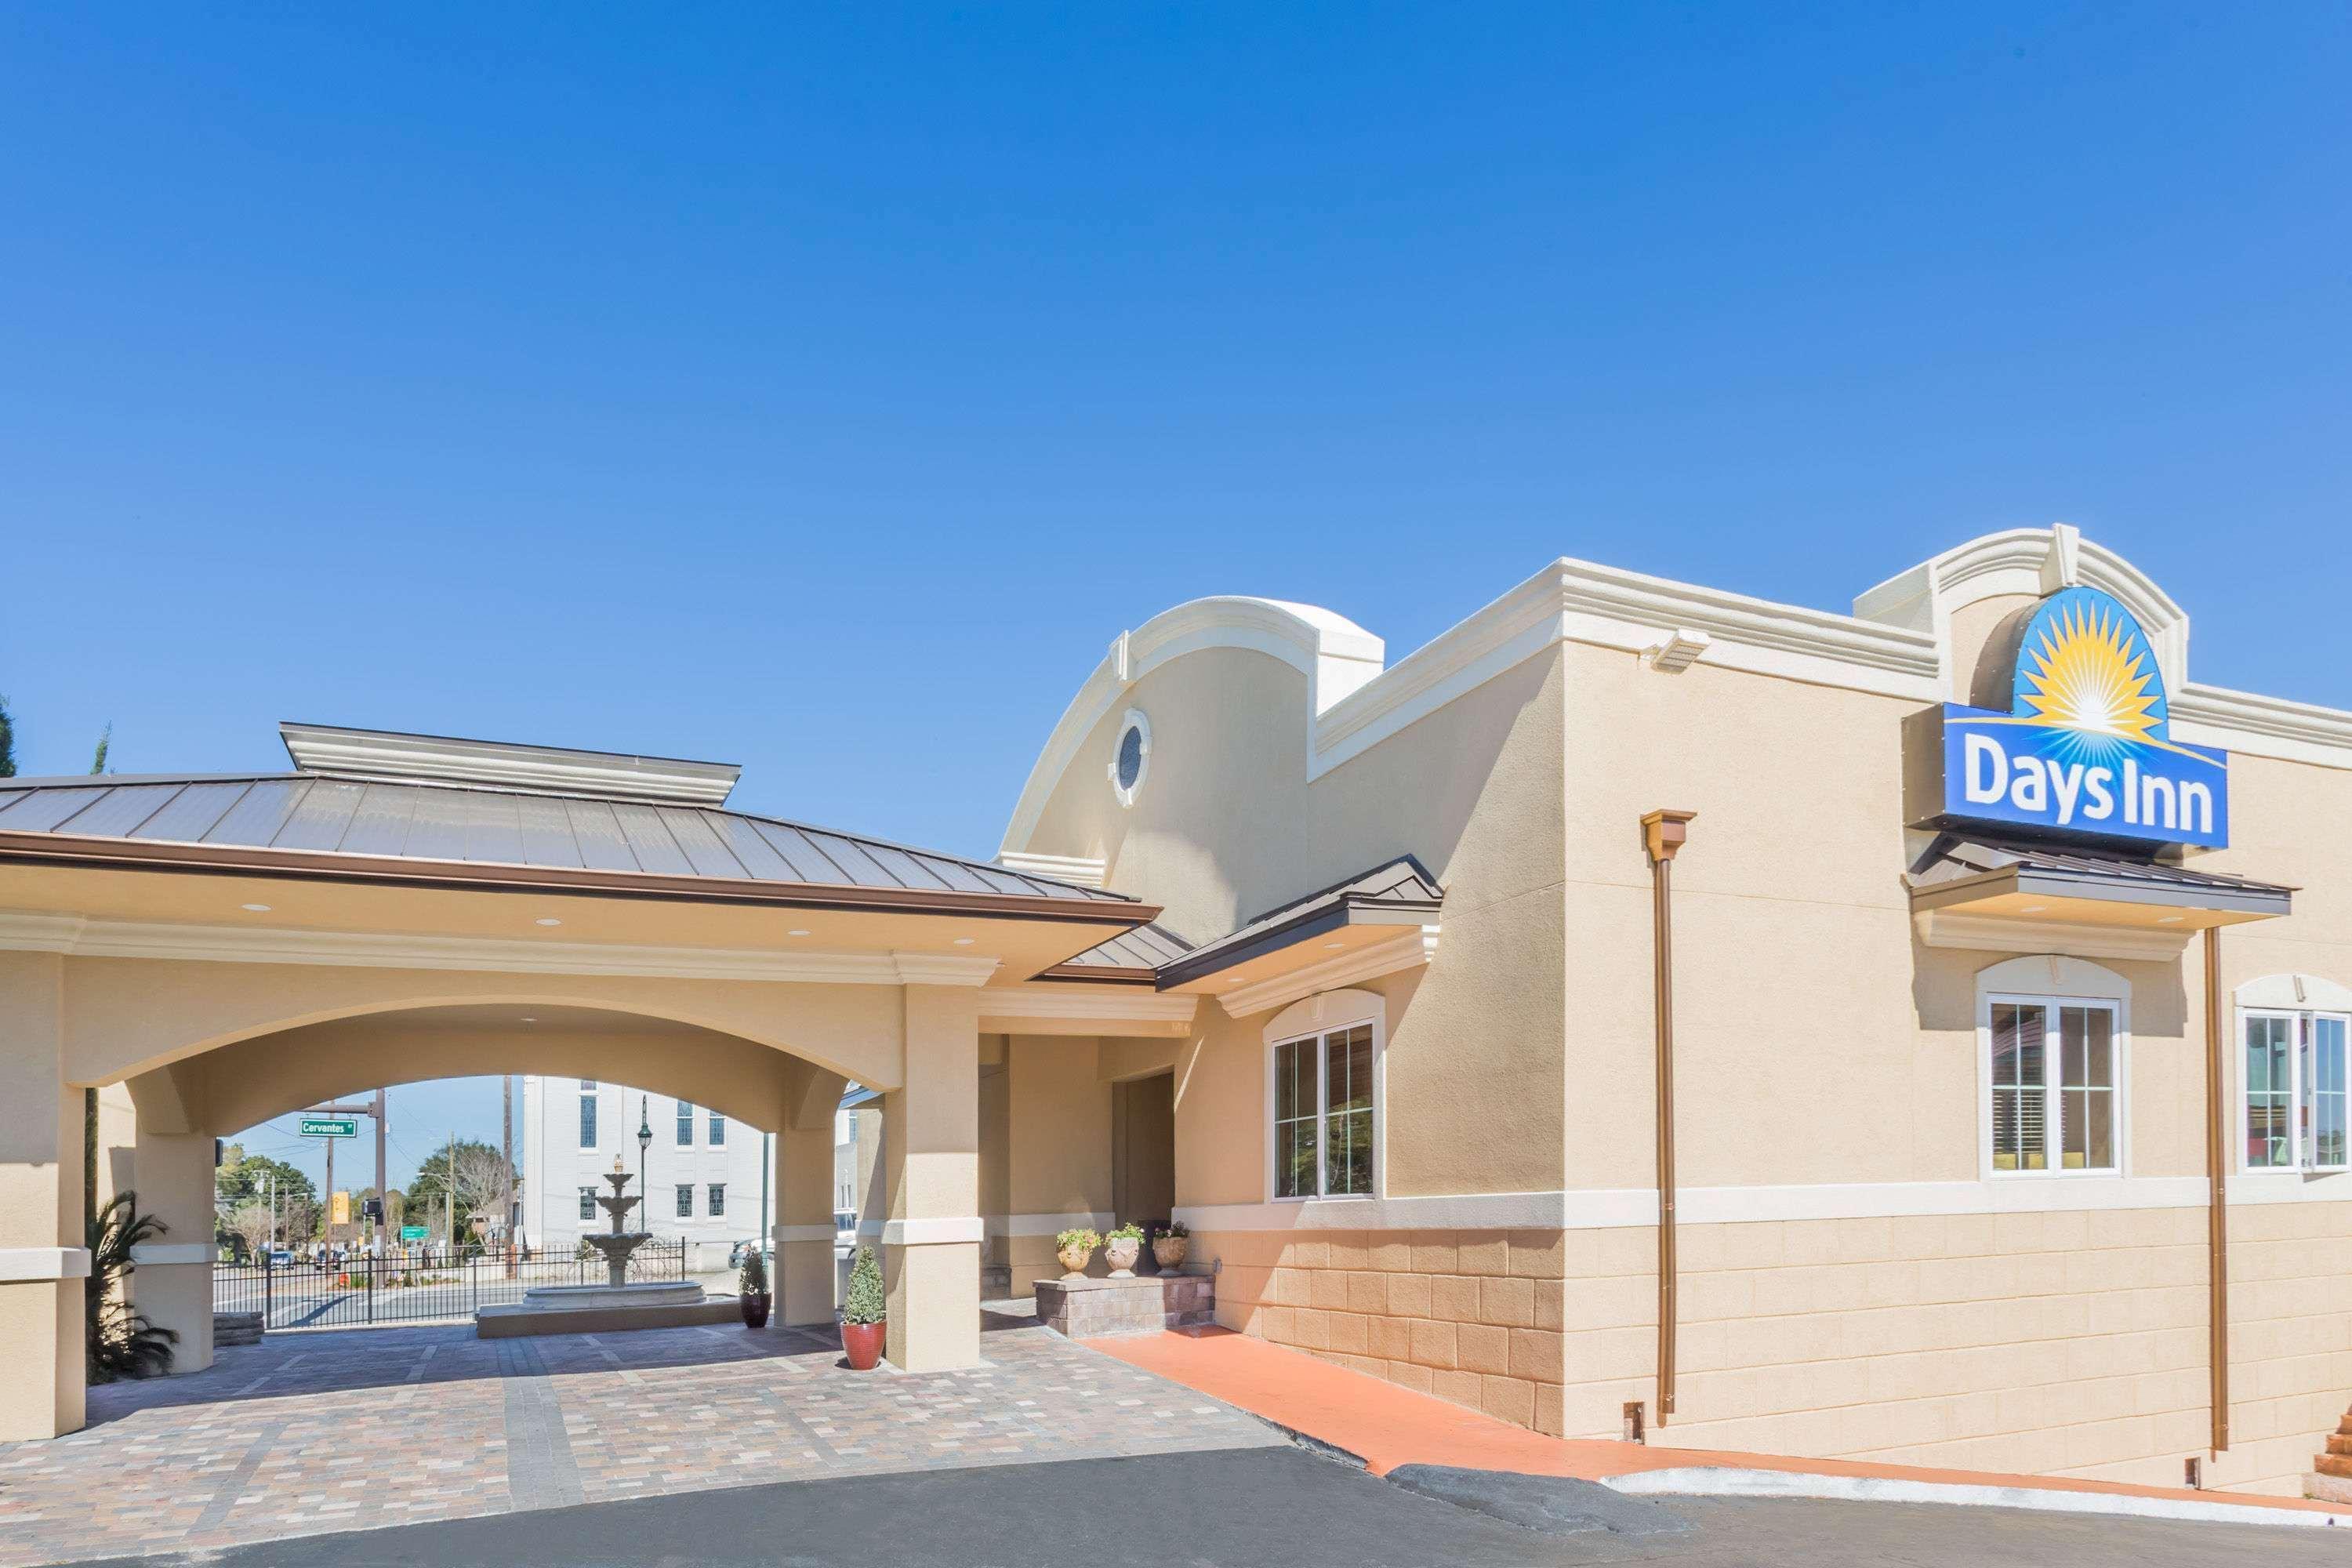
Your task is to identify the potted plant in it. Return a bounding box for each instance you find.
[1152,1220,1189,1272]
[1104,1221,1145,1278]
[840,1245,886,1370]
[739,1245,771,1328]
[1054,1227,1100,1279]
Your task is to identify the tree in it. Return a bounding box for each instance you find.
[226,1202,276,1261]
[89,721,111,775]
[402,1138,511,1237]
[0,693,14,777]
[215,1147,316,1215]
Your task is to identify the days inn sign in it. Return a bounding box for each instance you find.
[1939,586,2229,848]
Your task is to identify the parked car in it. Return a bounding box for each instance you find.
[265,1248,293,1266]
[727,1237,772,1270]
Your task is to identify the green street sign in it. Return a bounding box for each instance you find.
[299,1116,359,1138]
[400,1225,427,1241]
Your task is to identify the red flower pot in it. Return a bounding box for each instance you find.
[741,1292,771,1329]
[840,1319,885,1370]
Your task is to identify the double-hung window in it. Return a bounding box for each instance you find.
[1988,996,2120,1173]
[2245,1011,2349,1171]
[676,1101,694,1145]
[578,1187,597,1221]
[579,1093,598,1149]
[675,1183,694,1218]
[708,1183,725,1218]
[708,1112,724,1145]
[1271,1021,1377,1199]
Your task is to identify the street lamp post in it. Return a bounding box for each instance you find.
[636,1096,652,1211]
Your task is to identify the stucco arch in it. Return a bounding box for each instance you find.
[58,956,907,1091]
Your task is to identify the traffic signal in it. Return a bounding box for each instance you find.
[362,1197,383,1221]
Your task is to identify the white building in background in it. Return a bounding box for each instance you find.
[520,1076,771,1269]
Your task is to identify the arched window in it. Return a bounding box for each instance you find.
[1975,956,2131,1178]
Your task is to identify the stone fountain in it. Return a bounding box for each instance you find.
[477,1157,727,1338]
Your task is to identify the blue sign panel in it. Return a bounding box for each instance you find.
[1940,586,2227,848]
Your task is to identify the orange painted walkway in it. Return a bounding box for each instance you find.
[1094,1327,2352,1524]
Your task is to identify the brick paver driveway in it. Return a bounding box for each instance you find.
[0,1314,1283,1566]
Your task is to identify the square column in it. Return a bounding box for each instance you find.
[0,953,89,1440]
[772,1120,837,1326]
[125,1102,217,1374]
[882,985,981,1372]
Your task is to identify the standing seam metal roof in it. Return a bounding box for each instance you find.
[0,772,1131,906]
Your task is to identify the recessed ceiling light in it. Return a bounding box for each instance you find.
[535,917,562,927]
[787,928,811,938]
[952,937,975,946]
[521,1016,538,1024]
[241,903,271,913]
[2020,906,2046,914]
[2158,916,2185,924]
[1324,942,1345,950]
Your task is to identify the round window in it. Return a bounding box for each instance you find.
[1110,709,1152,808]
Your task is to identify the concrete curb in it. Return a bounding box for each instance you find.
[1603,1465,2351,1530]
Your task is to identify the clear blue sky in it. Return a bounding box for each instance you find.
[5,5,2347,1187]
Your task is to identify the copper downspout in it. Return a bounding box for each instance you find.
[1642,809,1697,1424]
[2205,925,2230,1454]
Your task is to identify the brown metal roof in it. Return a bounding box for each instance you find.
[1034,920,1197,982]
[1907,833,2293,916]
[1153,855,1443,989]
[0,772,1146,922]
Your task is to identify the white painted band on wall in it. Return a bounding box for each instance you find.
[0,1247,93,1282]
[983,1211,1114,1238]
[128,1243,216,1266]
[855,1221,884,1240]
[880,1217,984,1247]
[771,1225,837,1244]
[1176,1171,2352,1234]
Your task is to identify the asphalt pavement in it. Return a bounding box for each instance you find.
[74,1444,2350,1568]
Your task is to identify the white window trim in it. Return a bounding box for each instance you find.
[1109,708,1152,809]
[1974,956,2132,1182]
[2234,976,2352,1179]
[2238,1011,2351,1176]
[1261,988,1386,1204]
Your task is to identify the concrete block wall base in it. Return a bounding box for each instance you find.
[1034,1273,1214,1339]
[476,1298,745,1338]
[212,1312,263,1348]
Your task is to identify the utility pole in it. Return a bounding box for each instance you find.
[445,1131,456,1251]
[324,1132,336,1240]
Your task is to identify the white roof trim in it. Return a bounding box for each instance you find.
[995,851,1108,889]
[280,723,741,806]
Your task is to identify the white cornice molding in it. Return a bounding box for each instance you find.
[2172,681,2352,772]
[0,1247,92,1282]
[1911,909,2191,964]
[1214,925,1438,1018]
[279,722,741,806]
[880,1216,983,1247]
[1176,1172,2352,1234]
[0,912,1001,987]
[129,1243,216,1266]
[984,1210,1115,1238]
[977,982,1198,1036]
[994,851,1108,889]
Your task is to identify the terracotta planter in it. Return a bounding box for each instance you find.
[1057,1243,1092,1279]
[840,1318,885,1370]
[1105,1236,1141,1278]
[741,1291,771,1329]
[1152,1236,1189,1271]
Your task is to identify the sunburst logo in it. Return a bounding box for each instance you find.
[2017,597,2161,743]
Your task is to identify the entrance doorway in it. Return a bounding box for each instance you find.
[1111,1072,1175,1261]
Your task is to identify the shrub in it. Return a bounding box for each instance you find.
[739,1246,768,1298]
[1106,1221,1145,1242]
[841,1246,886,1326]
[86,1192,177,1383]
[1054,1227,1101,1254]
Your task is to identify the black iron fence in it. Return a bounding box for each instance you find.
[212,1239,691,1330]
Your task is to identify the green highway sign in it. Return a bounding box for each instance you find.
[401,1225,427,1241]
[298,1116,359,1138]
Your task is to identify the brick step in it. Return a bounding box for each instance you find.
[2336,1416,2352,1436]
[212,1311,263,1348]
[2328,1433,2352,1457]
[2310,1453,2352,1480]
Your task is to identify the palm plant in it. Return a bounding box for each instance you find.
[86,1191,178,1382]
